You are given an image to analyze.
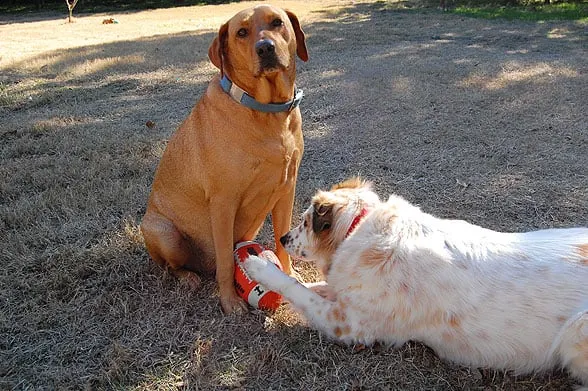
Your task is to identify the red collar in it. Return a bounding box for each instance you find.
[346,208,369,237]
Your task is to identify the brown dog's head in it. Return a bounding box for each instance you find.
[208,5,308,103]
[280,178,381,275]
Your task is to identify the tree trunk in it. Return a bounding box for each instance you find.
[65,0,78,23]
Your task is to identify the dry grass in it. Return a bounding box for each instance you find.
[1,0,587,389]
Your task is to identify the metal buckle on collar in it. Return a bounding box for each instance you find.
[289,88,304,111]
[229,82,245,104]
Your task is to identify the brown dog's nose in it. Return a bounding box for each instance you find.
[255,39,275,58]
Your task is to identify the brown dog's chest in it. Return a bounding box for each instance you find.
[203,91,303,187]
[228,120,302,239]
[242,150,295,201]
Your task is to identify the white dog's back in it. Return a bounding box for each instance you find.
[345,198,588,373]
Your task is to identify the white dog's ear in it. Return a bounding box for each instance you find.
[331,177,370,191]
[312,202,333,233]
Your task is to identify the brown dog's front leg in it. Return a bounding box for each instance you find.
[209,197,248,314]
[272,189,295,276]
[271,149,300,277]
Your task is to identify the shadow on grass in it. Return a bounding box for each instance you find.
[0,30,215,388]
[294,2,587,230]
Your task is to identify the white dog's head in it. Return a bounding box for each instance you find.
[280,178,380,275]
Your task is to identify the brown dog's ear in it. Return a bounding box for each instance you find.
[285,10,308,62]
[208,22,229,72]
[312,202,333,234]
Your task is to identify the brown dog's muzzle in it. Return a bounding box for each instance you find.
[255,38,278,69]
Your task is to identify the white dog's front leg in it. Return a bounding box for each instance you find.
[244,255,297,292]
[243,255,313,301]
[243,255,350,341]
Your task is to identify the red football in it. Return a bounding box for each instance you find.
[233,241,283,311]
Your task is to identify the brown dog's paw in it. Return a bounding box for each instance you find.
[220,292,249,315]
[183,273,202,291]
[173,269,202,291]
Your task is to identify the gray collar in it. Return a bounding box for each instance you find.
[220,75,303,113]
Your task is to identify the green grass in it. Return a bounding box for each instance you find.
[452,2,588,22]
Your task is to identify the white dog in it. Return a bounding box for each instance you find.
[243,178,588,386]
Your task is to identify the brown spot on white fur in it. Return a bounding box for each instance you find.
[442,331,453,342]
[359,246,392,268]
[386,313,396,324]
[577,243,588,265]
[571,337,588,367]
[411,310,445,330]
[332,306,346,322]
[448,313,461,329]
[346,283,363,291]
[398,282,410,295]
[333,324,351,337]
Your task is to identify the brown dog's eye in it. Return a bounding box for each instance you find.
[237,28,248,38]
[271,18,283,28]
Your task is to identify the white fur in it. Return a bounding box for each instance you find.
[244,180,588,386]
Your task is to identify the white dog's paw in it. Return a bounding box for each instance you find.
[242,254,271,280]
[243,254,295,294]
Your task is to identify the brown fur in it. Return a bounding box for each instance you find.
[140,5,308,314]
[330,177,367,191]
[577,243,588,265]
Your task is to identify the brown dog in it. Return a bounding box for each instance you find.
[141,5,308,314]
